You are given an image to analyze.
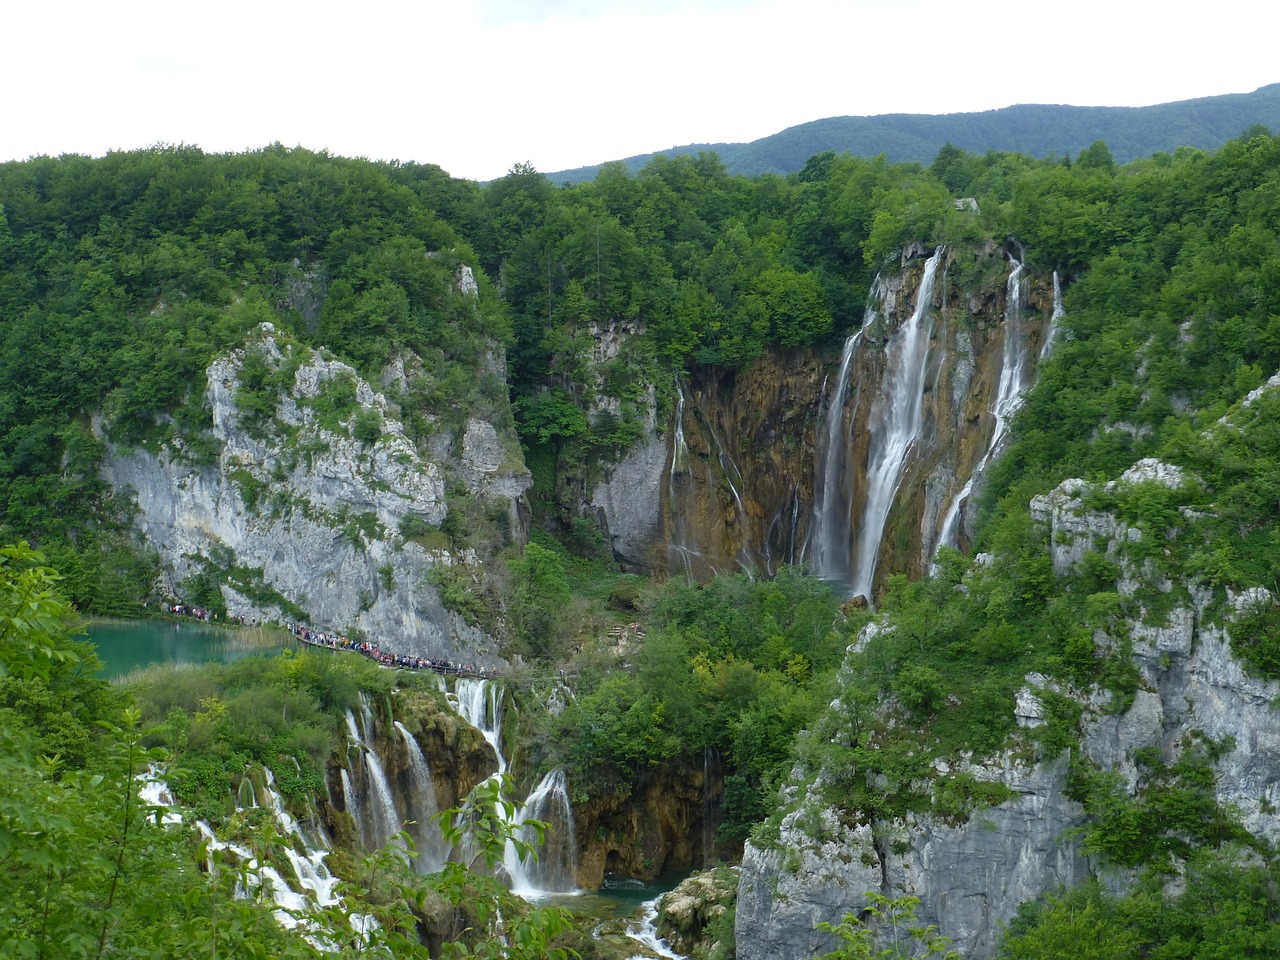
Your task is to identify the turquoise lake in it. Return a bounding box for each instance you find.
[85,620,290,679]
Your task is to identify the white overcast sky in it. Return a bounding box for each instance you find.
[3,0,1275,182]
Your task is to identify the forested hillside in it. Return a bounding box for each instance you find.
[549,82,1280,182]
[4,125,1280,957]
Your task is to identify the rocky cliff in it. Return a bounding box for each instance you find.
[589,242,1056,597]
[100,321,529,664]
[572,754,724,889]
[734,450,1280,958]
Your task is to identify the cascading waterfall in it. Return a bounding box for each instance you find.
[628,897,685,959]
[505,769,578,895]
[446,679,581,896]
[141,763,354,941]
[344,700,401,852]
[809,276,886,582]
[394,720,449,873]
[934,255,1030,558]
[849,248,945,600]
[450,677,506,773]
[260,769,342,909]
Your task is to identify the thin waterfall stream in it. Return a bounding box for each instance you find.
[344,697,401,853]
[934,255,1031,558]
[1042,269,1065,362]
[667,381,715,579]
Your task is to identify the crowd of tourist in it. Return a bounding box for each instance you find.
[164,603,253,625]
[159,599,496,679]
[288,622,493,679]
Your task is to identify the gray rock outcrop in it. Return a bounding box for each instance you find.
[100,324,527,665]
[737,459,1280,959]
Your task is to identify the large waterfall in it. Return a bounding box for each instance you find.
[505,768,579,896]
[934,255,1032,556]
[809,277,885,582]
[848,247,945,599]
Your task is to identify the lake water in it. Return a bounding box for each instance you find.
[85,620,290,679]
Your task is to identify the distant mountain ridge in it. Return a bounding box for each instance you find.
[548,84,1280,183]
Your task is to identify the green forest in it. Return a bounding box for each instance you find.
[5,125,1280,958]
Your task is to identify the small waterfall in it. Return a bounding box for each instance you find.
[450,678,506,773]
[934,255,1031,558]
[627,896,686,959]
[391,721,448,870]
[344,702,401,852]
[197,819,341,933]
[704,415,755,576]
[810,277,884,581]
[762,482,801,575]
[260,769,341,909]
[340,767,364,845]
[506,769,579,896]
[394,720,448,873]
[237,776,257,809]
[850,248,945,600]
[446,682,581,896]
[701,745,716,865]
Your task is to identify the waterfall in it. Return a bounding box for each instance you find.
[934,256,1031,559]
[344,701,401,852]
[628,896,686,959]
[450,678,506,773]
[704,415,754,576]
[762,483,801,575]
[1041,270,1065,361]
[260,769,342,909]
[809,277,885,582]
[849,248,945,599]
[702,745,716,865]
[340,767,364,845]
[237,775,257,809]
[505,769,579,896]
[667,381,715,579]
[395,720,449,873]
[446,681,581,896]
[196,819,343,935]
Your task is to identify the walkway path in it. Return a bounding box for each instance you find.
[290,625,498,680]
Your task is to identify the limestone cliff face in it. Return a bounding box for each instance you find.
[668,352,828,578]
[1031,457,1280,849]
[587,242,1056,594]
[736,755,1088,960]
[100,322,529,664]
[735,456,1280,959]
